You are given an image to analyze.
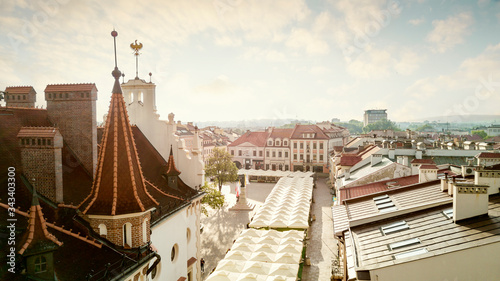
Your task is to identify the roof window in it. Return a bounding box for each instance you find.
[374,194,397,212]
[394,248,428,260]
[381,220,409,235]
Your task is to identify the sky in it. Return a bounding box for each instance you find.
[1,0,500,124]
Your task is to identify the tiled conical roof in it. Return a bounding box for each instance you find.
[166,146,181,176]
[18,188,62,255]
[79,67,158,216]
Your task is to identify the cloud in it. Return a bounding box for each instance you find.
[194,75,236,95]
[241,47,287,62]
[408,17,425,26]
[426,12,474,53]
[285,28,329,55]
[345,46,423,79]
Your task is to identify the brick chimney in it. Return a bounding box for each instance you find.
[17,127,64,202]
[5,86,37,108]
[45,84,97,177]
[453,183,489,222]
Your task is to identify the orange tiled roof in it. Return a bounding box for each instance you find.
[79,82,158,216]
[420,164,438,169]
[291,124,329,139]
[18,190,63,255]
[5,86,34,94]
[476,152,500,159]
[166,147,181,176]
[17,126,59,138]
[270,128,293,139]
[228,131,269,147]
[45,83,96,92]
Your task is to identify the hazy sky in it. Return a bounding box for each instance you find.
[1,0,500,123]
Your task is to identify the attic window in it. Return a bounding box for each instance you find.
[34,256,47,273]
[373,194,397,212]
[443,208,453,219]
[389,238,421,250]
[394,248,428,260]
[48,93,52,99]
[381,220,409,235]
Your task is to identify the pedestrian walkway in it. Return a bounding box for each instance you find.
[301,177,337,281]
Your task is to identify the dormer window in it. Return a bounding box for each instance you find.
[283,140,288,146]
[268,139,273,146]
[275,139,281,146]
[169,176,178,189]
[34,256,47,273]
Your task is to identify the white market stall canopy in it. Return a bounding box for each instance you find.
[249,176,313,229]
[206,229,304,281]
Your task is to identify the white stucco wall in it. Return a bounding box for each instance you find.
[150,200,202,281]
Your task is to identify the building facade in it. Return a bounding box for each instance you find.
[363,109,387,127]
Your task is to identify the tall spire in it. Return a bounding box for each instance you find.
[79,30,158,216]
[111,29,122,94]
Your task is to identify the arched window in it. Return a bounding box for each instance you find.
[171,244,179,262]
[139,92,144,103]
[130,92,135,103]
[142,218,148,243]
[98,224,107,237]
[187,228,191,243]
[123,222,132,247]
[34,256,47,273]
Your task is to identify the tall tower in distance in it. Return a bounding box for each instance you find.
[45,84,98,177]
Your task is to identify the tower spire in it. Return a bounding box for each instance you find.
[111,29,122,94]
[130,40,143,79]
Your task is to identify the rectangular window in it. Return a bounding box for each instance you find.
[47,139,51,145]
[381,221,409,235]
[266,151,269,157]
[278,151,282,158]
[285,165,289,170]
[389,238,421,251]
[294,143,297,149]
[320,155,323,161]
[231,150,234,156]
[65,93,69,98]
[394,248,428,260]
[284,141,288,146]
[42,139,46,145]
[300,143,303,149]
[253,151,256,156]
[259,151,263,157]
[238,150,242,156]
[294,154,297,160]
[313,154,317,160]
[320,143,324,149]
[313,143,317,149]
[37,139,41,145]
[21,139,25,145]
[266,164,269,170]
[285,152,288,158]
[59,93,62,98]
[23,95,26,100]
[32,139,35,145]
[272,151,276,157]
[300,155,303,160]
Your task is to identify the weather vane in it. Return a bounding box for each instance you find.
[130,40,143,79]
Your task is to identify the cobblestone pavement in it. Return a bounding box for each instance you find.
[200,182,276,280]
[302,178,337,281]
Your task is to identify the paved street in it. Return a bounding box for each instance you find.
[302,177,337,281]
[200,182,275,279]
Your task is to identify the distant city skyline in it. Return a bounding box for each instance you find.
[1,0,500,123]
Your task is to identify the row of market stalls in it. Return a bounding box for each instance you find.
[207,172,314,281]
[238,169,314,183]
[249,177,313,229]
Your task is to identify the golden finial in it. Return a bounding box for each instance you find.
[130,40,143,79]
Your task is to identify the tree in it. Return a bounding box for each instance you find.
[471,130,488,139]
[415,124,434,132]
[200,182,225,216]
[363,119,400,133]
[336,119,363,134]
[205,147,239,192]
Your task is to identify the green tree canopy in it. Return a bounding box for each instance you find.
[471,130,488,139]
[205,147,239,191]
[363,119,400,133]
[200,182,225,216]
[415,123,434,132]
[335,119,363,134]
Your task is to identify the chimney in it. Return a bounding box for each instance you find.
[453,183,489,222]
[475,166,500,195]
[448,176,456,196]
[17,127,64,203]
[371,154,382,167]
[419,164,438,183]
[441,172,449,192]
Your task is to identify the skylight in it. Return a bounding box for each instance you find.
[394,248,428,260]
[381,221,409,235]
[374,194,398,212]
[443,208,453,219]
[389,238,421,250]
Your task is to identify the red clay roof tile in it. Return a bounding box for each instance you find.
[5,86,34,94]
[45,83,96,92]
